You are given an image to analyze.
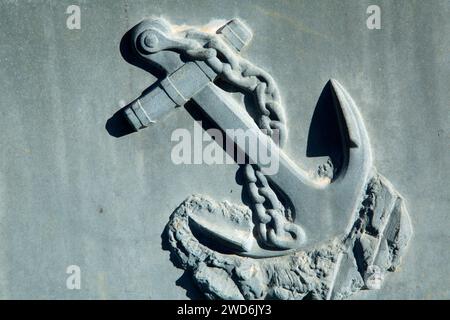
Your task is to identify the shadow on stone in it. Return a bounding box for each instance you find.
[306,80,344,172]
[161,220,204,300]
[105,107,136,138]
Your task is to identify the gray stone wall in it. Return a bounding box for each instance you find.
[0,0,448,299]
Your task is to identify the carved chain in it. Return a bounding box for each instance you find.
[164,26,302,250]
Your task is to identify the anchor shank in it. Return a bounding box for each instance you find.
[192,83,323,226]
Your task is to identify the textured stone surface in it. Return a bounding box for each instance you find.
[166,172,412,300]
[0,0,448,299]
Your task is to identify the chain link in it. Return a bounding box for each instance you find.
[169,27,302,250]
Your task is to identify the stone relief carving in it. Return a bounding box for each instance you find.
[118,17,412,299]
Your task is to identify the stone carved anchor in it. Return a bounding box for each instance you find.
[117,17,411,299]
[122,18,372,258]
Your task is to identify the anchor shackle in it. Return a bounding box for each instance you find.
[123,18,252,131]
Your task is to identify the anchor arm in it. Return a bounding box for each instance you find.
[191,82,373,256]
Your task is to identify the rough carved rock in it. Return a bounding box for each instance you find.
[166,171,412,300]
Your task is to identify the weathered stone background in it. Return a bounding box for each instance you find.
[0,0,448,299]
